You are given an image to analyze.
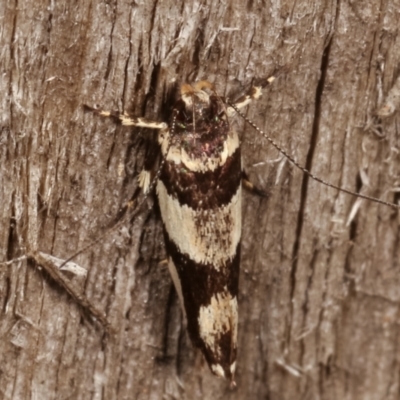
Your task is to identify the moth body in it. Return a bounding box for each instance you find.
[86,80,264,382]
[156,82,242,380]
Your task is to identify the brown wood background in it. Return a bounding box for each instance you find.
[1,0,400,399]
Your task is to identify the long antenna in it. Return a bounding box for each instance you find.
[229,101,400,210]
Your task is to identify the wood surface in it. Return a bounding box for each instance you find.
[1,1,400,399]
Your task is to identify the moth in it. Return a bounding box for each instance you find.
[84,80,267,383]
[82,78,399,385]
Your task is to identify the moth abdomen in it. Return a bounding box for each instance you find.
[163,233,240,380]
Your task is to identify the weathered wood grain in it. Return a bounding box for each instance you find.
[1,1,399,399]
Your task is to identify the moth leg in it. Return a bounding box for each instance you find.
[138,169,152,194]
[242,171,268,197]
[83,105,168,130]
[227,76,275,116]
[84,105,168,194]
[137,139,162,194]
[158,259,168,267]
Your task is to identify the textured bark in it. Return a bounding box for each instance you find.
[1,0,400,399]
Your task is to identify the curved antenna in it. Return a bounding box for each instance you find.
[58,112,176,269]
[229,101,400,210]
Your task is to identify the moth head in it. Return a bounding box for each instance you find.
[175,81,227,128]
[180,80,215,107]
[171,81,230,155]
